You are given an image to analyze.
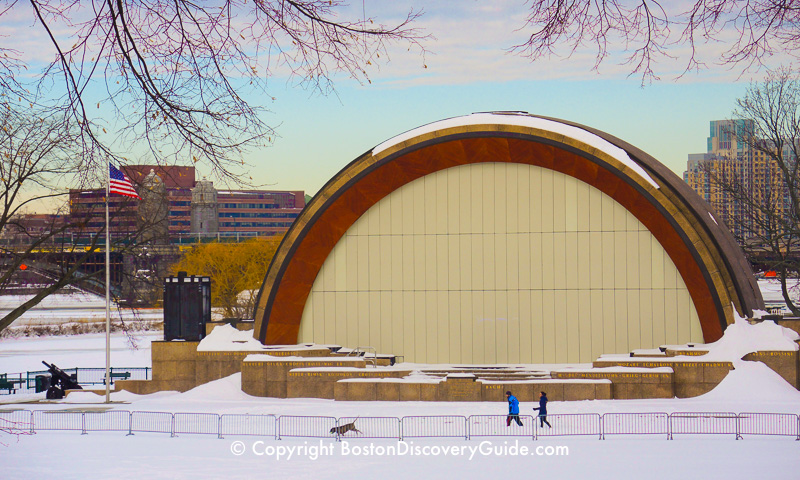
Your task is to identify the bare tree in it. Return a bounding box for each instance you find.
[512,1,800,83]
[0,103,104,331]
[3,1,427,179]
[0,100,191,332]
[0,2,427,332]
[692,67,800,314]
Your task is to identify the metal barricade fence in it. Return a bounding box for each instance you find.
[277,415,338,440]
[737,412,800,439]
[9,410,800,440]
[467,415,535,439]
[130,411,174,435]
[668,412,738,439]
[76,367,152,385]
[84,410,131,433]
[335,416,401,439]
[601,412,669,439]
[32,410,84,432]
[535,413,602,439]
[219,414,277,439]
[174,413,220,436]
[400,416,468,439]
[72,368,106,385]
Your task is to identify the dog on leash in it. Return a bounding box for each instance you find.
[330,419,362,436]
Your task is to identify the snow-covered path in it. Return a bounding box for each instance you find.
[4,427,799,480]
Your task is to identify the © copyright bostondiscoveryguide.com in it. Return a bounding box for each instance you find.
[229,440,569,461]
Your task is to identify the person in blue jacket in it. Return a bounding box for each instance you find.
[505,390,523,427]
[533,391,552,428]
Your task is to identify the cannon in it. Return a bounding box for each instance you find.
[41,361,82,399]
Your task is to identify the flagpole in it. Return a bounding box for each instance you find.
[105,161,111,403]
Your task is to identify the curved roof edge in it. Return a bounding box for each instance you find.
[373,112,660,190]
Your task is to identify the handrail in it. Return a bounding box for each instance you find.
[345,346,378,367]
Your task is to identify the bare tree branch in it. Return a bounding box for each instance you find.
[691,66,800,314]
[513,1,800,83]
[5,1,428,180]
[0,2,428,332]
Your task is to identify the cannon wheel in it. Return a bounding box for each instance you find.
[45,386,64,400]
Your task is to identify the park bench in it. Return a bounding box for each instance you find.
[102,371,131,385]
[0,374,24,394]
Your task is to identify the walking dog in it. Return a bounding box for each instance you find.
[330,419,362,436]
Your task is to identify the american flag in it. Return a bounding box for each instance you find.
[109,164,140,199]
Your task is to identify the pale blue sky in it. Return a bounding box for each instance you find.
[238,1,771,196]
[255,77,750,196]
[4,1,784,203]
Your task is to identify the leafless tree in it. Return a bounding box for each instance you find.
[0,103,102,332]
[512,1,800,83]
[2,1,427,179]
[693,67,800,314]
[0,2,427,332]
[0,101,188,332]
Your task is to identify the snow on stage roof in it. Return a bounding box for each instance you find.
[372,112,660,189]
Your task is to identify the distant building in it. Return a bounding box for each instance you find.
[683,120,791,243]
[0,213,67,246]
[216,189,303,237]
[190,177,218,234]
[68,165,305,244]
[137,169,170,245]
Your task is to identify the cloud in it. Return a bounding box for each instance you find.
[2,0,790,91]
[361,1,794,88]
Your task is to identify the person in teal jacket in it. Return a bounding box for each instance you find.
[505,390,523,427]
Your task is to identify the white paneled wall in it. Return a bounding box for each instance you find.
[298,163,703,363]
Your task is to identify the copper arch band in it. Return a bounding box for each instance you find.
[256,135,730,345]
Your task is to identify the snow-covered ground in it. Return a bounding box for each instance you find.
[2,369,800,480]
[2,285,800,478]
[7,432,796,480]
[2,319,800,478]
[0,331,159,373]
[0,292,163,326]
[758,278,800,313]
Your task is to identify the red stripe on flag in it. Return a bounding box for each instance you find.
[109,164,140,199]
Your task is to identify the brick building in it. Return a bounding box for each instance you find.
[68,165,304,243]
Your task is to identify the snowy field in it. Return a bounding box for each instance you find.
[2,286,800,479]
[2,331,800,478]
[2,368,800,480]
[0,331,159,373]
[0,291,163,326]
